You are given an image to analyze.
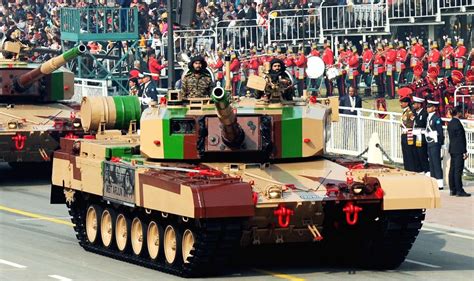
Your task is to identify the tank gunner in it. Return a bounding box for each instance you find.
[412,95,430,174]
[258,58,294,102]
[399,88,417,172]
[1,26,31,60]
[425,97,445,190]
[181,56,214,99]
[441,38,454,78]
[454,38,467,72]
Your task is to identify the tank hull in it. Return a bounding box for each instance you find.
[51,137,439,277]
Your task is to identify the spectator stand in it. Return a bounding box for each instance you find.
[60,6,139,94]
[268,8,320,45]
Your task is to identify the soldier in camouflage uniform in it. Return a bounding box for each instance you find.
[257,58,294,102]
[181,56,214,99]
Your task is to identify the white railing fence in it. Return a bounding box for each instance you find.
[387,0,441,22]
[440,0,474,10]
[216,20,267,52]
[327,106,474,173]
[320,3,387,33]
[268,9,320,44]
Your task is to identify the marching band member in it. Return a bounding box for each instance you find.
[294,46,307,97]
[373,43,385,98]
[454,38,467,72]
[428,41,440,69]
[208,49,224,86]
[441,38,454,78]
[396,41,408,85]
[385,42,397,99]
[310,42,320,57]
[322,40,335,97]
[409,38,425,82]
[347,45,360,93]
[336,44,348,96]
[229,51,241,96]
[361,42,373,96]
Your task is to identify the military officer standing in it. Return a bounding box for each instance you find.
[426,98,445,190]
[399,88,417,171]
[412,96,430,174]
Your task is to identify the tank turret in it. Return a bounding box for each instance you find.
[0,44,86,102]
[13,44,86,93]
[211,87,244,147]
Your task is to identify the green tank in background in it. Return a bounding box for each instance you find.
[50,55,440,277]
[0,45,87,167]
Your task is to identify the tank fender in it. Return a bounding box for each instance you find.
[377,175,441,210]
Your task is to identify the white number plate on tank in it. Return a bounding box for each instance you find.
[297,192,324,201]
[31,125,54,131]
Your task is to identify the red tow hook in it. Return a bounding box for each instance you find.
[12,133,26,151]
[342,202,363,226]
[273,204,294,228]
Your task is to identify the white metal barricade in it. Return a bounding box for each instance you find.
[387,0,441,22]
[454,85,474,109]
[166,29,216,61]
[216,20,268,51]
[326,107,474,173]
[319,3,387,34]
[72,78,109,103]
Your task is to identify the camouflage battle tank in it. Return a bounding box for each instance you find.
[51,57,440,277]
[0,45,86,166]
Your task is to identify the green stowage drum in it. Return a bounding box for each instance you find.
[113,96,141,130]
[81,96,141,132]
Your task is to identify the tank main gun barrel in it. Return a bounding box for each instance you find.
[211,86,245,148]
[14,44,87,92]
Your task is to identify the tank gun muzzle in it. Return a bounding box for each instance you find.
[14,44,87,92]
[211,87,245,148]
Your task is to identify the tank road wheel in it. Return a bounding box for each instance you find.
[164,224,183,266]
[131,217,147,256]
[182,229,195,264]
[147,220,163,260]
[85,204,102,244]
[115,213,131,252]
[100,208,116,248]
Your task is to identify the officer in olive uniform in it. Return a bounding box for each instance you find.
[399,88,417,171]
[181,56,214,99]
[426,98,445,190]
[412,96,430,174]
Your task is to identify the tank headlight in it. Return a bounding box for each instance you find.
[351,183,365,195]
[73,122,81,128]
[266,184,283,199]
[8,121,18,129]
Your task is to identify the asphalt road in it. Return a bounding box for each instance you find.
[1,163,473,281]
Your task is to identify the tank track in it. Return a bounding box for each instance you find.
[322,208,425,269]
[67,193,244,277]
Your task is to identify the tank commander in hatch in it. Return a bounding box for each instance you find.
[257,58,294,102]
[180,56,214,99]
